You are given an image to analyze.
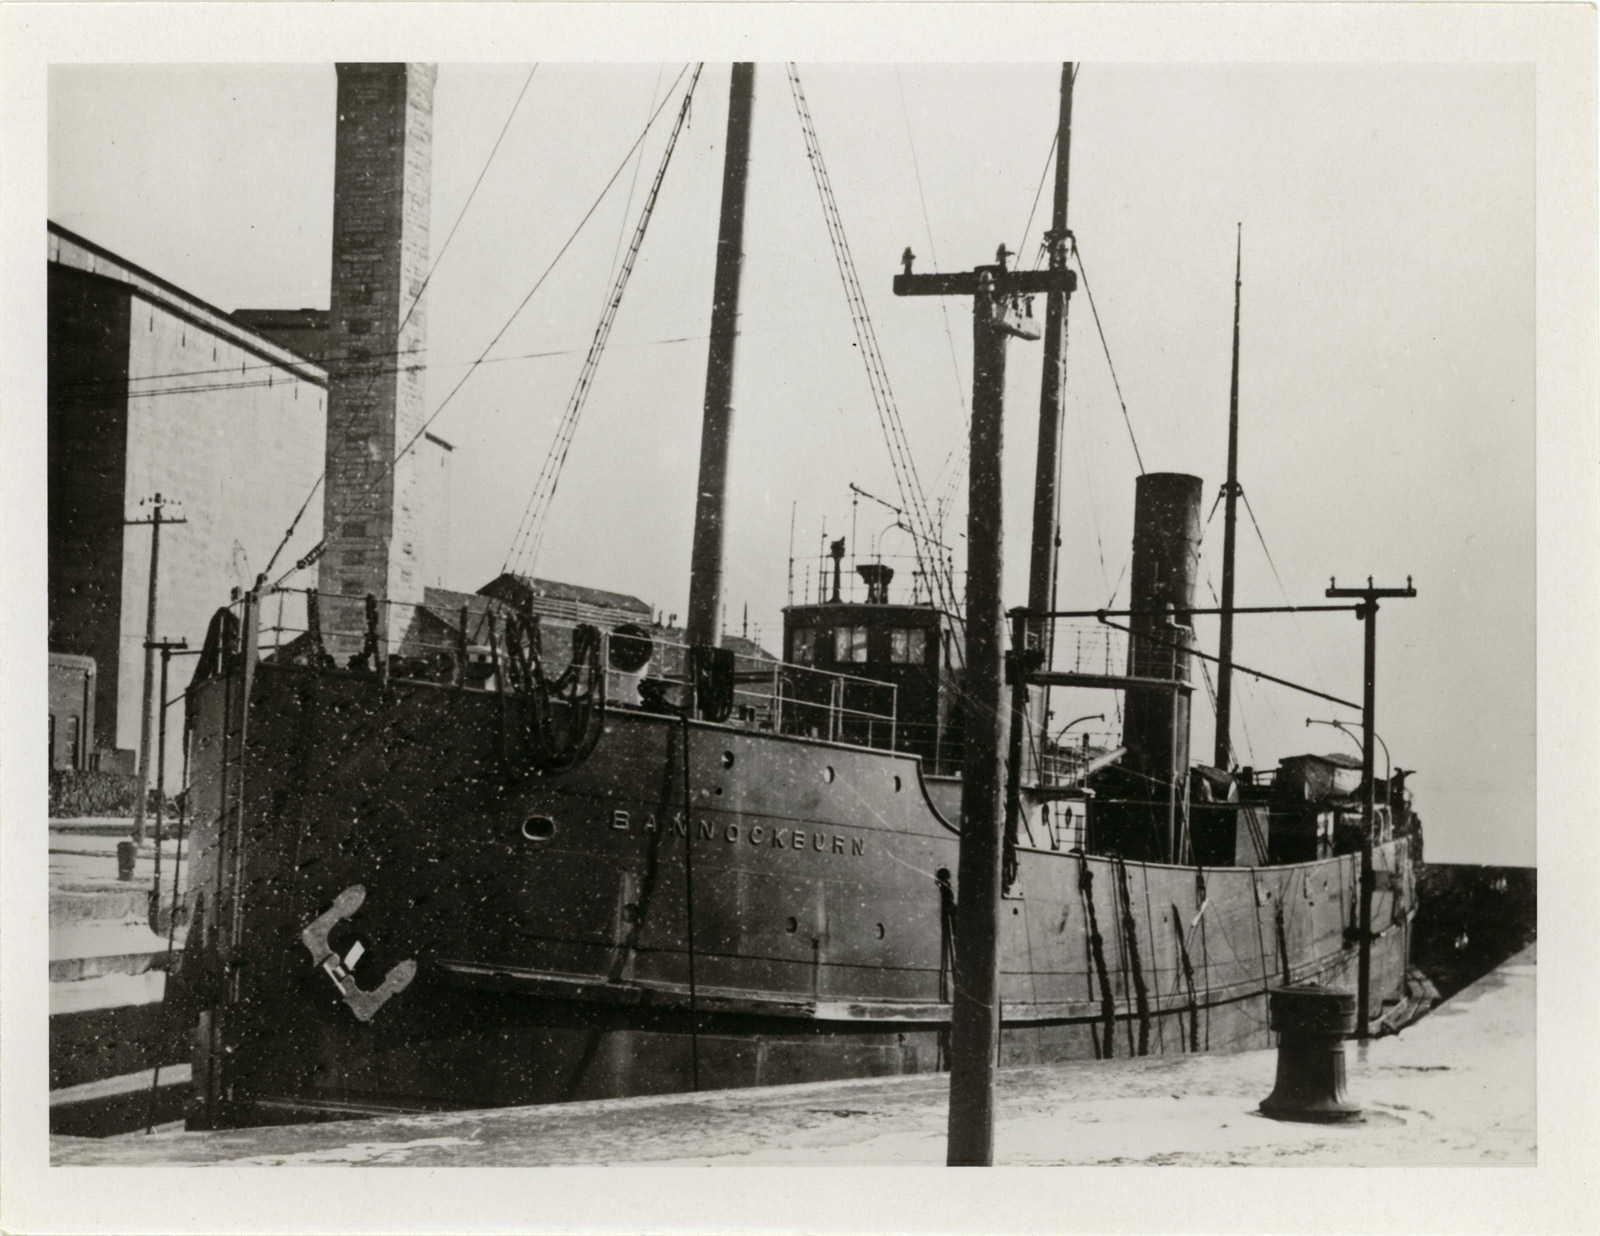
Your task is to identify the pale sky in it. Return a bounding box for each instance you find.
[49,62,1535,865]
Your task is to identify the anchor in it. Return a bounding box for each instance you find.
[300,885,418,1022]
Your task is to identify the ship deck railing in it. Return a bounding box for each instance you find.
[243,588,902,754]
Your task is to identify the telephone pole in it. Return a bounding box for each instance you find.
[146,638,188,898]
[896,244,1074,1167]
[1325,575,1416,1036]
[124,494,186,844]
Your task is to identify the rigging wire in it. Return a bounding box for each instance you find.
[602,66,665,305]
[500,63,704,577]
[1015,128,1060,272]
[1240,488,1330,694]
[894,71,967,425]
[785,63,961,633]
[260,65,540,579]
[1071,243,1147,476]
[927,86,1071,543]
[279,64,695,589]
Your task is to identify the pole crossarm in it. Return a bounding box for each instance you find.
[1029,670,1192,694]
[1326,576,1417,602]
[894,267,1077,298]
[1025,603,1359,619]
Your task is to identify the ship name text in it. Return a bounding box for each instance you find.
[609,810,865,857]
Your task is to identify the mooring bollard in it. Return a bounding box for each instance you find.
[1259,983,1363,1122]
[116,840,137,882]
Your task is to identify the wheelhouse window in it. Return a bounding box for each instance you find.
[834,625,869,663]
[889,628,927,665]
[790,627,814,665]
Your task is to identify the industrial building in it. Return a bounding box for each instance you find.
[47,63,642,792]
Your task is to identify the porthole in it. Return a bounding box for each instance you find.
[721,751,735,769]
[893,775,902,792]
[521,816,556,842]
[823,765,835,783]
[786,917,799,934]
[875,923,886,939]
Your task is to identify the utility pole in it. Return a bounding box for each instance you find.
[896,244,1073,1167]
[124,494,186,844]
[146,638,188,904]
[1325,575,1415,1037]
[1214,226,1243,771]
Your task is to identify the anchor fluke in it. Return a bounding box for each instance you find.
[300,884,417,1022]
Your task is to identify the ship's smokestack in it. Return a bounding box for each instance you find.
[319,63,436,654]
[1121,473,1201,854]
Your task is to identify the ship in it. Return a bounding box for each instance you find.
[162,63,1424,1129]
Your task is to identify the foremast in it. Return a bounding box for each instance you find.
[685,63,756,655]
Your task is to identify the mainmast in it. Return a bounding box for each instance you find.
[1213,225,1243,770]
[1025,63,1077,662]
[686,63,756,649]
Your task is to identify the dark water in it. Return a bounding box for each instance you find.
[1410,863,1536,1001]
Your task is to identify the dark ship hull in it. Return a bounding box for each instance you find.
[171,633,1415,1127]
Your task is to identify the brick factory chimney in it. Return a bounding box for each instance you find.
[319,63,436,651]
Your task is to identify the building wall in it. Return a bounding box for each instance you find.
[48,653,97,771]
[228,308,330,366]
[48,265,132,756]
[117,294,327,783]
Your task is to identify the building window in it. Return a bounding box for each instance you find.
[889,628,927,665]
[790,628,814,665]
[834,625,868,663]
[49,714,56,771]
[64,716,81,770]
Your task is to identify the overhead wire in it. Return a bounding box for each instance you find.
[279,63,695,589]
[261,65,540,579]
[500,63,704,577]
[1240,488,1330,695]
[61,321,823,406]
[1071,242,1146,476]
[1014,128,1060,271]
[785,63,961,633]
[894,71,966,426]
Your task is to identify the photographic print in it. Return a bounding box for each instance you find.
[4,5,1595,1234]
